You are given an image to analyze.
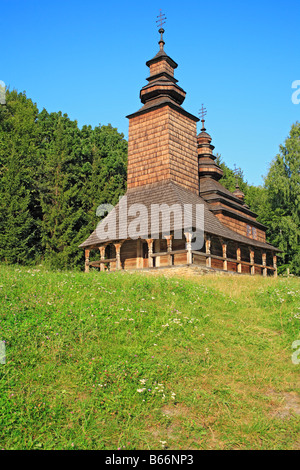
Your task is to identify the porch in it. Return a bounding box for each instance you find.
[84,233,278,277]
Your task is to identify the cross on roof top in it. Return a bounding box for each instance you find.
[199,104,207,130]
[156,10,167,50]
[156,9,167,29]
[233,165,241,188]
[199,104,207,121]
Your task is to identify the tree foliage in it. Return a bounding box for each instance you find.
[262,123,300,274]
[0,90,41,264]
[0,90,127,269]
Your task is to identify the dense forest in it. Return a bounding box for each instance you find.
[0,90,299,274]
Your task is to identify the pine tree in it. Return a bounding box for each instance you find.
[263,122,300,274]
[36,115,128,269]
[82,123,127,230]
[0,89,128,269]
[37,110,88,268]
[0,90,41,264]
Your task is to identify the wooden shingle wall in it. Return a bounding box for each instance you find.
[168,107,198,194]
[127,107,170,188]
[149,61,174,77]
[215,213,266,242]
[127,106,198,194]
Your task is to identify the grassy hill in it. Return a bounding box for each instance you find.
[0,264,299,450]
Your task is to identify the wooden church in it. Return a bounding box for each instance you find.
[80,23,279,276]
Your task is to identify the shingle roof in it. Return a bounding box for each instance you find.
[126,96,199,122]
[200,177,246,205]
[79,180,280,252]
[199,176,268,225]
[197,131,212,140]
[145,51,178,69]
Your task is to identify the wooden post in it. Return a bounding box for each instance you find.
[136,239,143,269]
[184,232,192,265]
[85,249,90,273]
[146,239,154,268]
[114,242,122,270]
[164,235,173,266]
[205,235,211,268]
[236,246,242,273]
[273,254,277,278]
[222,241,227,271]
[250,249,255,275]
[154,239,161,267]
[99,246,106,272]
[262,252,267,277]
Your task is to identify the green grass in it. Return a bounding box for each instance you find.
[0,264,299,450]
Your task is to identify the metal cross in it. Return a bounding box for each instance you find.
[156,9,167,29]
[199,104,207,121]
[233,165,240,187]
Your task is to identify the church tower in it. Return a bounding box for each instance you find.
[126,26,199,194]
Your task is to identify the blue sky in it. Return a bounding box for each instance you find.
[1,0,299,186]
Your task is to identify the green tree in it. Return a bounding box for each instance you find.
[216,154,248,195]
[262,122,300,274]
[0,90,41,264]
[81,123,127,230]
[37,114,127,269]
[0,89,128,269]
[244,184,268,222]
[37,110,90,269]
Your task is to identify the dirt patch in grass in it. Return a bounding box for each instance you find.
[268,389,300,419]
[161,404,192,417]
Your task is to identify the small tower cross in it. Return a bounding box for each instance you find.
[156,9,167,29]
[156,9,167,50]
[199,104,207,130]
[233,165,240,188]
